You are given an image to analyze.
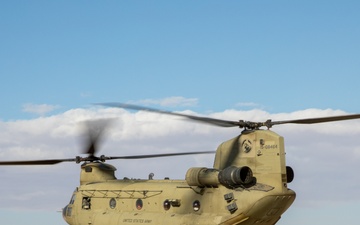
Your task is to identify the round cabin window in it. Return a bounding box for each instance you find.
[193,200,200,211]
[109,198,116,209]
[136,199,143,210]
[163,199,171,210]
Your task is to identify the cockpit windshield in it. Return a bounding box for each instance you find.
[69,194,76,204]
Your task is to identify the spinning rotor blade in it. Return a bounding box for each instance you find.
[0,116,216,166]
[0,158,76,166]
[105,151,216,160]
[99,102,360,129]
[270,114,360,127]
[82,118,114,156]
[0,151,215,166]
[98,102,240,127]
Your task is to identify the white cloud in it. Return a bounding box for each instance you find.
[132,96,199,107]
[235,102,262,108]
[1,106,360,218]
[22,103,60,116]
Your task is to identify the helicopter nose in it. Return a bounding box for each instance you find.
[62,204,72,225]
[62,205,68,219]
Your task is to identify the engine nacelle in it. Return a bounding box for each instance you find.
[185,166,255,188]
[185,167,219,187]
[218,166,255,188]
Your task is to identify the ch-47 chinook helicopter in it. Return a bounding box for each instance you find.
[1,103,360,225]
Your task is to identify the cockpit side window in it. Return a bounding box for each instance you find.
[82,197,91,210]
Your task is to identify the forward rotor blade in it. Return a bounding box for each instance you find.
[0,151,216,166]
[270,114,360,127]
[82,118,114,156]
[98,103,239,127]
[105,151,216,160]
[0,158,76,166]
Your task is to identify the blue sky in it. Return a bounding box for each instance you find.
[1,1,360,225]
[1,1,360,120]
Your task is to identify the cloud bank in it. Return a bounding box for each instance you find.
[1,107,360,216]
[22,103,60,116]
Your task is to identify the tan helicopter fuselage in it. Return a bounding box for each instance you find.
[63,130,296,225]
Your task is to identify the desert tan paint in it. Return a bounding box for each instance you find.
[62,129,295,225]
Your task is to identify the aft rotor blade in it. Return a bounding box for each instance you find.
[98,102,239,127]
[105,151,216,160]
[0,158,76,166]
[270,114,360,127]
